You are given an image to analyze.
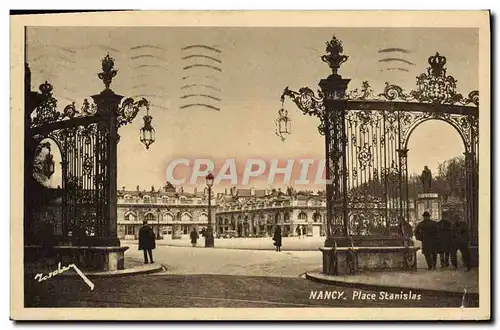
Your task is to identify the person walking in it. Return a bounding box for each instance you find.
[451,217,472,270]
[273,226,282,252]
[138,220,156,264]
[436,217,453,268]
[415,211,438,270]
[190,227,199,247]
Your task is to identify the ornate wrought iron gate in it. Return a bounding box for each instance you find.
[25,55,151,246]
[280,36,479,246]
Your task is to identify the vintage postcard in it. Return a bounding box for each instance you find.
[10,11,490,320]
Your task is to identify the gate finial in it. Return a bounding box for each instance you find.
[98,53,118,90]
[321,35,349,77]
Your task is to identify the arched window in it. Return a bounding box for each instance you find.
[163,213,174,222]
[181,212,192,222]
[162,196,169,203]
[125,212,136,221]
[124,195,132,202]
[313,212,321,223]
[144,213,155,222]
[143,195,151,204]
[298,212,308,221]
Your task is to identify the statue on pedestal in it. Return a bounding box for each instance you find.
[421,166,432,193]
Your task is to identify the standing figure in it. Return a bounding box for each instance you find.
[436,217,453,268]
[451,218,471,270]
[273,226,282,252]
[302,225,307,237]
[398,216,414,246]
[190,227,199,247]
[421,166,433,193]
[138,220,156,264]
[415,211,438,270]
[296,226,302,239]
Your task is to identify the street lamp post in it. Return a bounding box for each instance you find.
[205,173,215,247]
[156,208,161,239]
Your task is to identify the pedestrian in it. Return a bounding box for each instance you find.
[398,216,414,246]
[273,226,282,252]
[436,217,453,268]
[302,225,307,238]
[296,226,302,239]
[138,219,156,264]
[415,211,438,270]
[190,227,199,247]
[450,217,471,271]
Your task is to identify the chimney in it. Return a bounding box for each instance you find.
[136,185,140,191]
[225,188,228,195]
[194,187,197,194]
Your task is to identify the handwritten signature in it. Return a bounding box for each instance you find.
[34,262,95,290]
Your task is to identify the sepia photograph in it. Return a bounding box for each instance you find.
[10,10,490,320]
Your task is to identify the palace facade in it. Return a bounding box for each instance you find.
[116,183,465,240]
[117,183,215,239]
[215,187,327,238]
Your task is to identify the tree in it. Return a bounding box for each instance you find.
[348,155,467,202]
[32,142,52,186]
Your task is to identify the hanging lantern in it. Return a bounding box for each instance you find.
[206,172,214,188]
[42,151,55,179]
[140,107,155,149]
[275,102,291,141]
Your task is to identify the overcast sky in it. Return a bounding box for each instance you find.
[27,27,479,191]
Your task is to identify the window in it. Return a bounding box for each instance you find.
[163,213,174,222]
[125,225,135,235]
[143,196,151,204]
[144,213,155,222]
[125,212,136,221]
[313,213,321,223]
[181,213,192,222]
[199,213,208,222]
[298,212,307,221]
[162,196,169,203]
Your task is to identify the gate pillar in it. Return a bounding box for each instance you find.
[92,88,123,247]
[319,74,350,246]
[464,151,479,266]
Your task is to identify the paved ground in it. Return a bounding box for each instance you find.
[307,268,479,294]
[24,243,479,308]
[126,242,323,277]
[125,243,478,292]
[25,274,477,308]
[123,236,424,251]
[122,236,374,251]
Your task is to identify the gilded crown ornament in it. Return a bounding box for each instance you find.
[39,81,53,96]
[428,52,447,78]
[98,54,118,90]
[321,35,349,77]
